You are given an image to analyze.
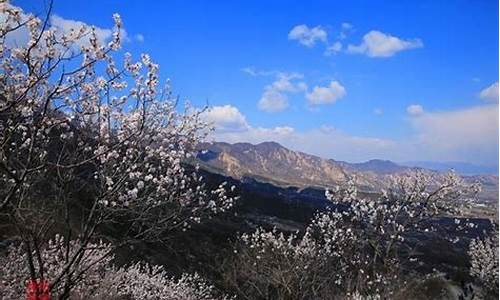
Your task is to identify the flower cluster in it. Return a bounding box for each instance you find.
[231,211,372,299]
[0,235,114,298]
[104,264,231,300]
[0,2,237,297]
[229,170,482,298]
[0,236,230,299]
[0,1,236,217]
[327,170,480,247]
[468,226,499,297]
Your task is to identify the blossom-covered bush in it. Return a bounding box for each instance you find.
[326,171,480,270]
[226,171,481,299]
[468,226,499,298]
[0,1,237,297]
[224,211,365,299]
[0,236,230,299]
[103,264,229,300]
[0,235,114,298]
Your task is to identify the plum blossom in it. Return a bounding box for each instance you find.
[230,170,481,298]
[468,226,499,297]
[0,236,231,299]
[0,2,237,296]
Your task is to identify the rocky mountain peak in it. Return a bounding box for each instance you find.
[194,141,498,202]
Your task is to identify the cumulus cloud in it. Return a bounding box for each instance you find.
[207,105,398,162]
[0,4,129,51]
[51,15,109,43]
[211,122,398,163]
[306,81,346,105]
[347,30,423,57]
[406,104,424,116]
[50,14,128,47]
[479,82,499,102]
[202,105,249,132]
[208,103,498,166]
[287,22,354,55]
[288,24,327,47]
[258,89,289,112]
[258,72,307,112]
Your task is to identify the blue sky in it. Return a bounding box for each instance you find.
[14,0,500,166]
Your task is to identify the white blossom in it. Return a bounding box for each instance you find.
[0,2,238,297]
[0,236,230,299]
[468,226,499,296]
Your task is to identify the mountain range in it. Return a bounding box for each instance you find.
[196,141,499,203]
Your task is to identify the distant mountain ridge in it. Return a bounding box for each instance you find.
[196,141,413,192]
[197,141,348,188]
[337,159,408,174]
[196,141,498,203]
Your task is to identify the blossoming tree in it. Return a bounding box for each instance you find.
[1,235,232,299]
[0,1,236,298]
[468,226,498,298]
[226,171,481,299]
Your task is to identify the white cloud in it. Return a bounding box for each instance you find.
[249,126,296,139]
[51,15,111,44]
[409,105,499,165]
[341,22,353,30]
[306,81,346,105]
[50,14,128,47]
[287,22,352,55]
[0,4,32,47]
[0,4,129,51]
[324,41,342,56]
[209,104,499,165]
[406,104,424,116]
[258,88,289,112]
[209,106,398,162]
[373,108,383,115]
[211,122,398,163]
[338,22,353,40]
[271,72,306,92]
[347,30,423,58]
[241,66,276,77]
[258,72,307,113]
[479,82,499,102]
[241,67,259,76]
[134,33,144,42]
[323,22,353,55]
[202,105,249,132]
[288,24,327,47]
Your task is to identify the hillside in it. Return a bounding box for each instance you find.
[197,141,348,188]
[196,141,499,203]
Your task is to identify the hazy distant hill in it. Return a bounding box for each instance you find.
[337,159,408,174]
[196,141,499,203]
[402,161,499,176]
